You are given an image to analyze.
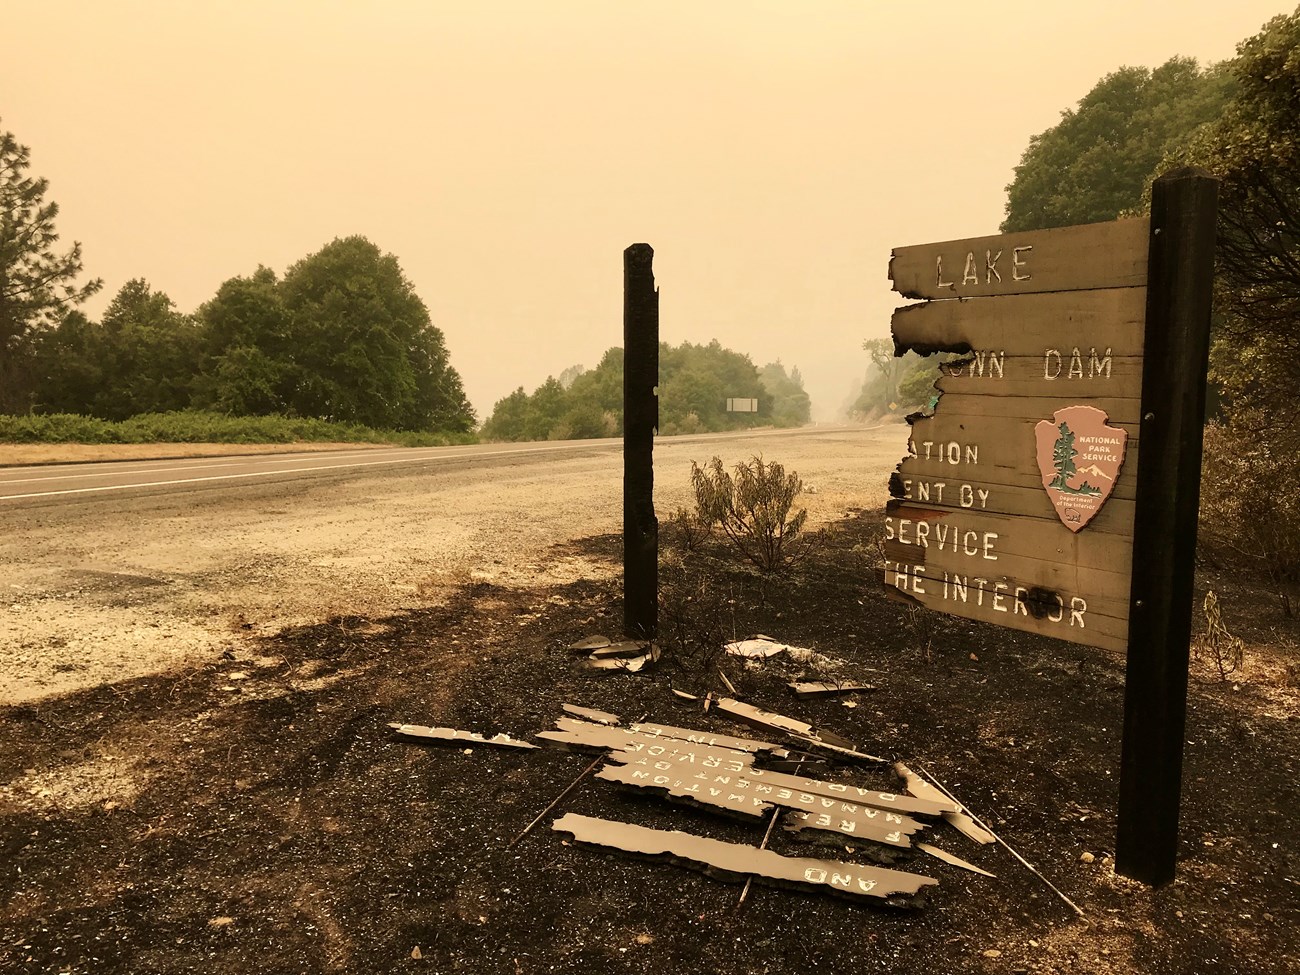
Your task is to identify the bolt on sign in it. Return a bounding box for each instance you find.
[883,218,1150,654]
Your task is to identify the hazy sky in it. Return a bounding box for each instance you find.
[3,1,1290,421]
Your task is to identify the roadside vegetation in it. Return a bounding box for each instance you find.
[480,344,811,442]
[0,411,473,447]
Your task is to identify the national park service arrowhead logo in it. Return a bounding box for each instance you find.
[1034,405,1127,533]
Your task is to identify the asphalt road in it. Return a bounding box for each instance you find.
[0,426,859,505]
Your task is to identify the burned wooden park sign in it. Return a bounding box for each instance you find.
[883,169,1219,886]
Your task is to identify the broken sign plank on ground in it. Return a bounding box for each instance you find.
[388,724,539,750]
[788,734,889,764]
[626,719,788,756]
[583,643,660,672]
[599,755,923,848]
[710,697,884,761]
[589,640,657,659]
[537,717,778,765]
[553,813,936,905]
[612,746,952,819]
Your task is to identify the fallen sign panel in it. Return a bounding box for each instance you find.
[597,757,922,847]
[388,724,539,750]
[553,812,936,905]
[610,746,953,818]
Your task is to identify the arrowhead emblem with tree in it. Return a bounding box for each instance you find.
[1034,405,1127,532]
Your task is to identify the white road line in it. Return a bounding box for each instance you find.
[0,442,608,501]
[0,447,478,484]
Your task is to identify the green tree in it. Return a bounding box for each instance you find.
[479,341,797,442]
[192,266,292,415]
[480,386,530,441]
[93,279,202,419]
[1002,58,1235,232]
[278,236,474,432]
[0,122,101,411]
[29,309,104,415]
[758,361,811,427]
[1158,9,1300,443]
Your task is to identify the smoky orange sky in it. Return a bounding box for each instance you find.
[3,1,1289,421]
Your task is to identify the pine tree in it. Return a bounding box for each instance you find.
[1,122,101,411]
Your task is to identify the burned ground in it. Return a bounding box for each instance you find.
[1,513,1297,974]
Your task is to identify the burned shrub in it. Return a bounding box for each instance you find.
[690,455,809,574]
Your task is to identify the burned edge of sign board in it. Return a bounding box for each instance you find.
[388,724,539,750]
[553,813,936,907]
[894,762,995,845]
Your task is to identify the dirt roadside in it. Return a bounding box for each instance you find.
[0,491,1295,975]
[0,425,905,705]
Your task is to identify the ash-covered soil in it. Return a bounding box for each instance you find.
[1,514,1297,975]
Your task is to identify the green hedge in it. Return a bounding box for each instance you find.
[0,411,476,447]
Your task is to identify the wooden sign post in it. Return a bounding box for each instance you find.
[623,243,658,639]
[884,168,1217,884]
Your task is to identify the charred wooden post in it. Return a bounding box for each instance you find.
[1116,168,1219,886]
[623,243,659,638]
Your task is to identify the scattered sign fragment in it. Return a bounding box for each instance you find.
[725,638,788,659]
[895,762,994,845]
[562,704,621,726]
[627,720,787,757]
[553,813,936,905]
[567,635,612,652]
[714,696,813,737]
[589,640,657,659]
[916,842,997,877]
[788,734,888,764]
[388,724,539,750]
[583,643,660,672]
[789,681,876,699]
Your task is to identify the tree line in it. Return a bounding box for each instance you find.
[2,121,812,442]
[481,341,811,442]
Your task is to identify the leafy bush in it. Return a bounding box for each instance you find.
[690,455,808,573]
[0,411,475,448]
[1198,419,1299,616]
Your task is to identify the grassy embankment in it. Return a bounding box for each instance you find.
[0,411,475,447]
